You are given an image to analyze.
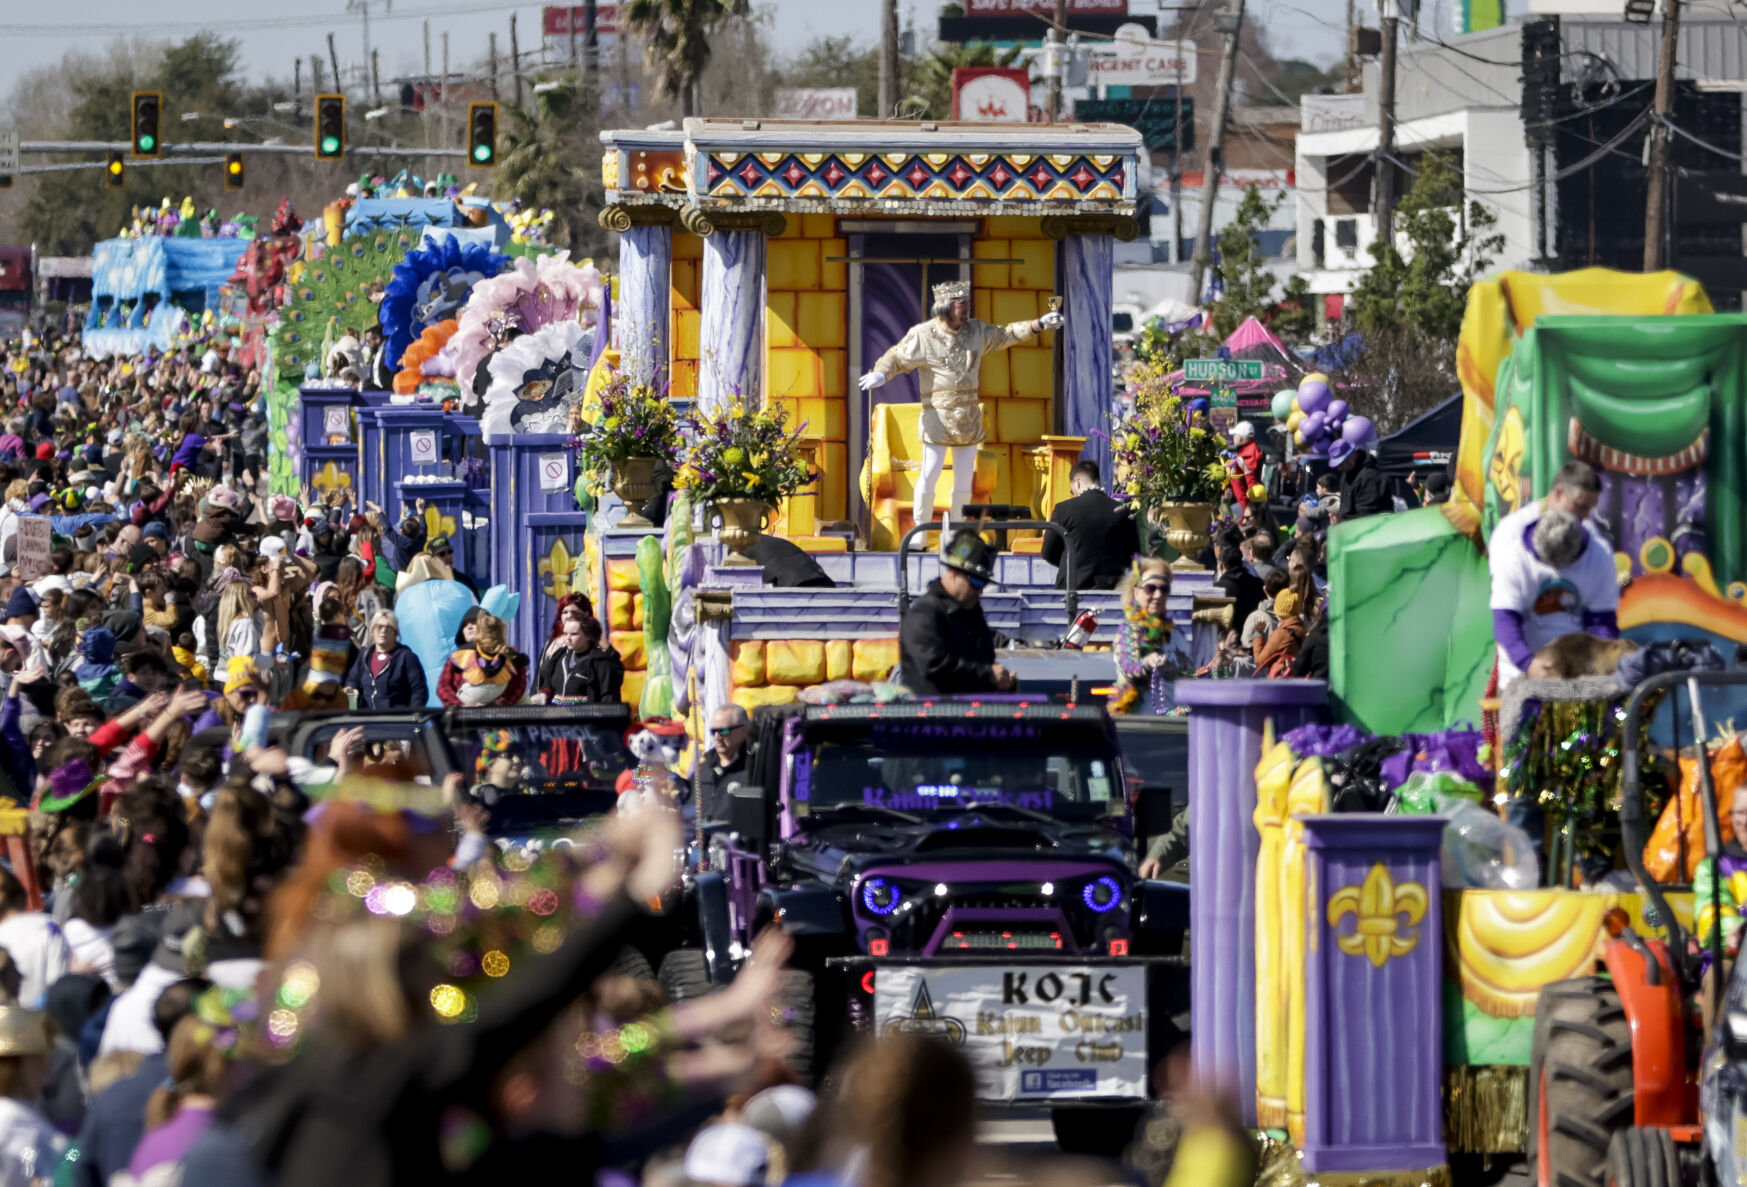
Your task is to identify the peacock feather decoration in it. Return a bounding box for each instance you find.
[378,236,511,371]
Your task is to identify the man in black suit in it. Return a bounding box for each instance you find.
[1041,461,1140,590]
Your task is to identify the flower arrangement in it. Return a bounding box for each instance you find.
[1111,368,1232,505]
[676,399,817,506]
[570,369,684,495]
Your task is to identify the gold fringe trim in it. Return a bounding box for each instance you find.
[1443,1065,1528,1153]
[1253,1137,1452,1187]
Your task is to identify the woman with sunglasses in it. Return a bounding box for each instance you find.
[1110,558,1191,716]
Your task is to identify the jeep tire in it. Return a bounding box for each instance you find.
[658,949,712,1003]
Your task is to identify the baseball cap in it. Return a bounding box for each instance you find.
[683,1124,772,1187]
[259,536,287,559]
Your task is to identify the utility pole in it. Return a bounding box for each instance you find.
[510,13,523,108]
[294,58,302,106]
[1047,0,1068,120]
[1375,2,1400,246]
[312,55,325,95]
[569,2,579,68]
[1172,54,1184,264]
[584,0,599,82]
[1189,0,1247,304]
[442,31,451,153]
[371,50,381,104]
[1345,0,1359,92]
[489,33,500,100]
[327,33,343,99]
[1643,0,1681,271]
[879,0,900,117]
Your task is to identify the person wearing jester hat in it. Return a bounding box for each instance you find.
[859,281,1064,528]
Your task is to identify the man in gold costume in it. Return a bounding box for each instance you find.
[859,280,1064,528]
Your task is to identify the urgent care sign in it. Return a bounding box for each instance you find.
[1088,23,1198,86]
[964,0,1126,11]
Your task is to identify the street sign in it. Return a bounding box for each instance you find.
[1211,386,1237,409]
[1086,24,1197,87]
[0,130,17,176]
[1186,359,1263,382]
[1073,96,1194,152]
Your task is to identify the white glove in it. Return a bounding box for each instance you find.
[1038,310,1065,331]
[858,371,887,392]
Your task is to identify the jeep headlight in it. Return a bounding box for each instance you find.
[1082,875,1124,914]
[861,877,903,917]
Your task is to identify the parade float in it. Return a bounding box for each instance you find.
[84,200,252,359]
[1170,267,1747,1187]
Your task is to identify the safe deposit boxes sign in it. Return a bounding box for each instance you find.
[874,964,1147,1101]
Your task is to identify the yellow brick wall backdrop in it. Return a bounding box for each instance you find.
[728,636,903,714]
[764,214,850,525]
[584,533,650,710]
[670,231,704,400]
[977,217,1055,513]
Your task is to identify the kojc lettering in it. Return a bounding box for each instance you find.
[1002,970,1118,1007]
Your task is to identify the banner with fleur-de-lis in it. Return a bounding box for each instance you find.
[1299,814,1447,1176]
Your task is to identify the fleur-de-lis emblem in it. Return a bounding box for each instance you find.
[423,505,457,540]
[1326,863,1428,969]
[312,461,351,496]
[538,539,576,599]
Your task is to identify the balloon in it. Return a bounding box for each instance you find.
[1287,409,1304,432]
[1293,429,1305,446]
[1297,380,1332,415]
[393,579,477,706]
[1341,414,1377,446]
[1187,396,1211,418]
[1302,371,1329,388]
[1325,398,1349,424]
[1300,412,1327,441]
[1271,389,1297,420]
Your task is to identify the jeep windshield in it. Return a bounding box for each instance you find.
[449,716,634,834]
[796,713,1123,820]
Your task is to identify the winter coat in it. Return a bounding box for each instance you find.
[898,579,1003,695]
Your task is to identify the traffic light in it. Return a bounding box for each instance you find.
[224,152,245,191]
[106,152,125,188]
[130,91,162,158]
[467,102,498,168]
[314,94,345,160]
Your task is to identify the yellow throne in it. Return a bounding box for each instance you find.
[859,402,999,551]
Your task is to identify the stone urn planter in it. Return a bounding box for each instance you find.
[1151,501,1215,569]
[610,456,663,528]
[712,497,773,566]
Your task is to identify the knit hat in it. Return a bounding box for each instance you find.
[4,587,37,620]
[269,493,299,523]
[223,655,260,694]
[141,521,170,541]
[1273,590,1302,618]
[475,728,514,775]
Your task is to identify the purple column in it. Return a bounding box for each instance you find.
[697,212,783,414]
[614,212,673,388]
[1299,814,1446,1175]
[1176,678,1327,1125]
[1060,231,1113,482]
[486,433,589,660]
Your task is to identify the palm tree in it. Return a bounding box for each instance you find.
[906,43,1026,120]
[497,82,598,253]
[622,0,751,118]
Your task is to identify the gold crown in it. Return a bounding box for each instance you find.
[0,1008,48,1056]
[932,280,971,305]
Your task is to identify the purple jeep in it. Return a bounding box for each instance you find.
[669,700,1187,1154]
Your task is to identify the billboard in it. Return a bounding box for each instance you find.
[953,67,1033,122]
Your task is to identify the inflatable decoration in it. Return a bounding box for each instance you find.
[480,321,588,436]
[378,236,511,370]
[452,253,605,412]
[392,578,477,706]
[1271,389,1297,420]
